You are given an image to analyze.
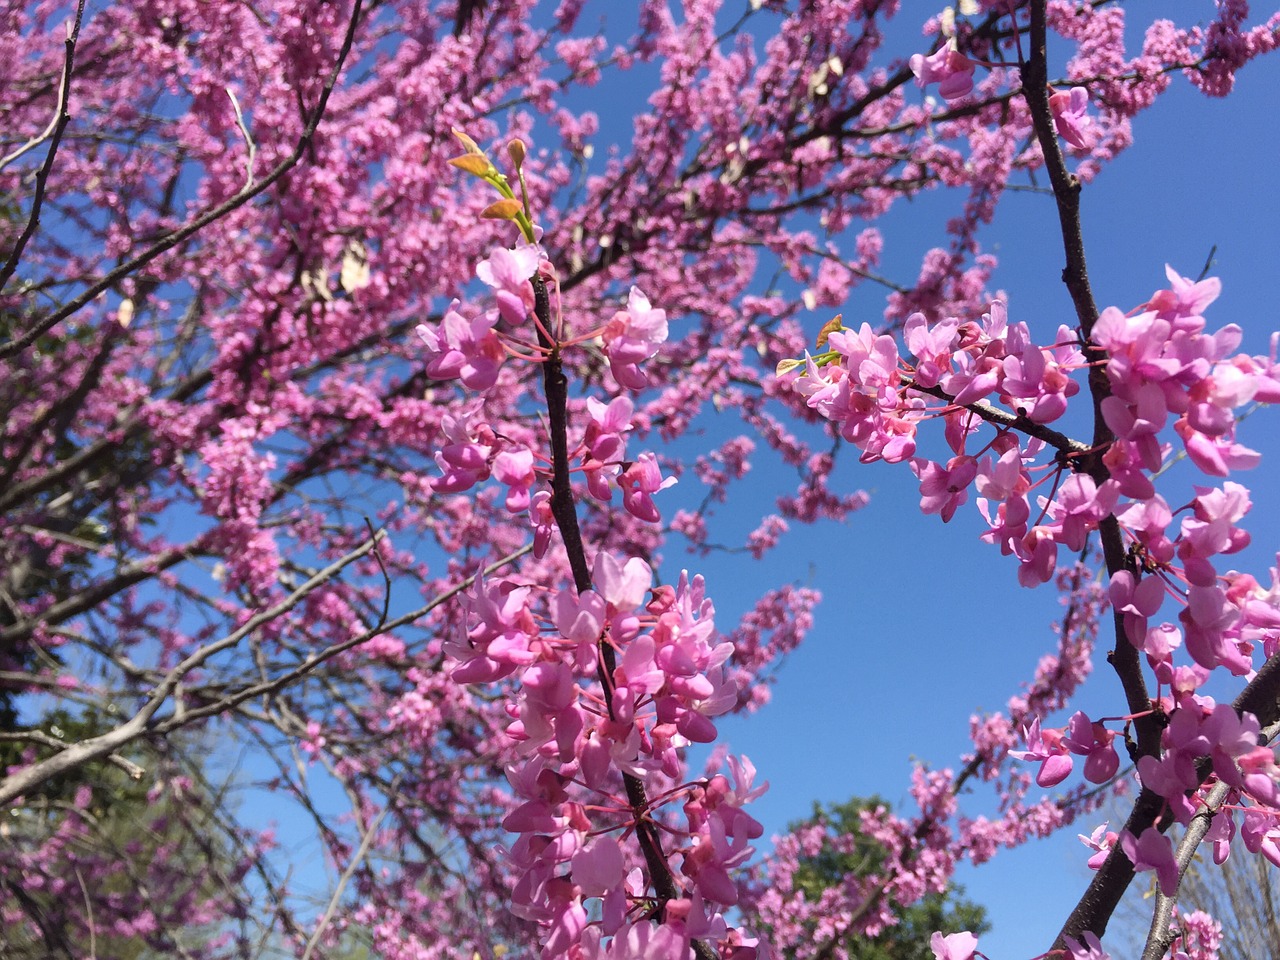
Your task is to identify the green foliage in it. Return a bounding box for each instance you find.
[783,797,990,960]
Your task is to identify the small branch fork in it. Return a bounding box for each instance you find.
[531,276,717,960]
[0,0,366,360]
[0,0,87,293]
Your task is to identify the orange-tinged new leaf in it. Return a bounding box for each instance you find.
[481,198,524,220]
[451,127,484,154]
[815,313,844,349]
[448,154,492,176]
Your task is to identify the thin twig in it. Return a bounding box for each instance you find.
[300,775,402,960]
[0,529,384,806]
[225,87,258,190]
[147,542,532,735]
[0,4,84,173]
[73,866,98,960]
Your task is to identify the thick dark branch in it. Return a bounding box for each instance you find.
[910,381,1091,457]
[1019,4,1099,339]
[1022,0,1158,765]
[1014,0,1186,949]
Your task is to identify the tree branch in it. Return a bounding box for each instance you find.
[0,0,86,292]
[532,275,716,960]
[0,529,384,806]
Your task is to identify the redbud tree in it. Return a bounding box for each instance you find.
[2,2,1279,959]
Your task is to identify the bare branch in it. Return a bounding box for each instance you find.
[0,5,84,173]
[0,529,384,806]
[300,775,401,960]
[225,86,258,190]
[146,542,532,736]
[0,730,145,780]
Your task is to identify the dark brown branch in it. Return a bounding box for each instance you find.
[1025,0,1159,777]
[910,382,1091,457]
[1016,0,1197,947]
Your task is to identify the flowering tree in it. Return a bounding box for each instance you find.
[3,1,1280,959]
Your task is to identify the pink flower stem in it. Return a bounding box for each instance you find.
[1005,0,1026,65]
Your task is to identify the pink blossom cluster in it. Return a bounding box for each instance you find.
[784,271,1280,610]
[8,0,1280,955]
[753,563,1114,955]
[423,241,770,958]
[417,254,678,549]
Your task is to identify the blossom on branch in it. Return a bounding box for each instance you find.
[910,41,976,101]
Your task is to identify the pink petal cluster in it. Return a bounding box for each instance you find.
[602,287,669,390]
[779,268,1280,902]
[453,556,765,957]
[909,42,976,101]
[1050,87,1093,149]
[417,300,506,391]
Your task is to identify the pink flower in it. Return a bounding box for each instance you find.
[430,406,495,494]
[1108,570,1166,646]
[554,586,605,646]
[1120,827,1180,895]
[583,395,634,500]
[619,452,677,522]
[571,836,625,898]
[602,287,668,389]
[1145,264,1221,320]
[1044,473,1119,552]
[929,930,979,960]
[1050,87,1091,149]
[530,490,555,558]
[1064,930,1111,960]
[1009,717,1073,786]
[911,455,978,522]
[1062,711,1120,784]
[492,447,537,511]
[910,42,975,101]
[475,244,540,324]
[1079,822,1117,870]
[416,300,505,391]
